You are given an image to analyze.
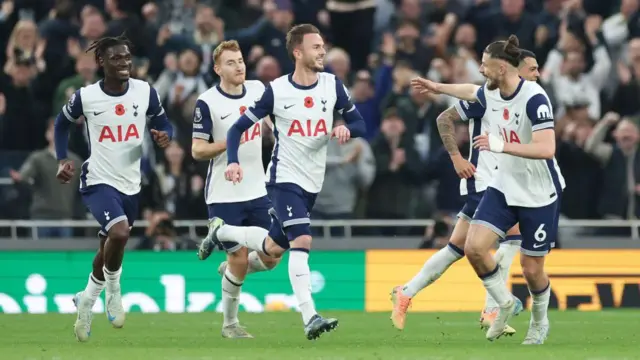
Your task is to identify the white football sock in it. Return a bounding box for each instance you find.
[217,225,268,253]
[530,283,551,324]
[481,266,512,307]
[485,241,520,309]
[84,273,105,304]
[221,268,242,327]
[402,243,464,297]
[288,250,316,324]
[247,251,269,274]
[103,266,121,293]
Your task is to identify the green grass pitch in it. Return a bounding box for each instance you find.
[1,311,638,359]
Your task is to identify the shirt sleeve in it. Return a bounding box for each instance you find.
[334,77,366,138]
[146,86,166,119]
[453,85,486,121]
[334,78,356,114]
[244,85,274,123]
[147,86,174,139]
[526,93,554,132]
[192,99,213,141]
[227,85,275,164]
[61,89,84,122]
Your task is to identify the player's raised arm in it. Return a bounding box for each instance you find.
[226,85,274,164]
[147,87,174,148]
[474,93,556,159]
[334,78,366,138]
[54,90,83,183]
[411,77,482,103]
[191,99,229,160]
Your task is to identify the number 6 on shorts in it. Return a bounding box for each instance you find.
[519,201,559,257]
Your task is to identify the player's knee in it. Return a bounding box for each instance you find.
[463,242,483,263]
[290,234,312,249]
[260,253,280,269]
[228,247,249,265]
[520,255,545,281]
[287,224,312,248]
[263,236,286,258]
[108,222,130,243]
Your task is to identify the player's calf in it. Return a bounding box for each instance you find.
[466,225,516,319]
[103,222,130,328]
[521,254,551,339]
[221,254,246,331]
[218,251,279,277]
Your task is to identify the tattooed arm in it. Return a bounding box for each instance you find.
[437,106,463,156]
[444,95,488,179]
[436,106,476,179]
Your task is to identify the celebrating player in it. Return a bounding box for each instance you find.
[192,40,280,338]
[54,35,173,342]
[416,36,563,343]
[200,24,366,340]
[391,50,541,334]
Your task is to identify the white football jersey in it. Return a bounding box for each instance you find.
[244,73,354,193]
[192,80,267,204]
[453,89,498,196]
[63,79,167,195]
[483,79,566,207]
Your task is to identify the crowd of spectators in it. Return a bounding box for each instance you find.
[1,0,640,244]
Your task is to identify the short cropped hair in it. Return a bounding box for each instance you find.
[286,24,321,61]
[519,49,536,62]
[213,40,241,64]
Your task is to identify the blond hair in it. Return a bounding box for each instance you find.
[6,20,39,57]
[213,40,241,64]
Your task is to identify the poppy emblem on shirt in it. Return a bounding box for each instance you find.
[304,96,314,108]
[239,106,247,115]
[503,108,509,121]
[115,104,125,116]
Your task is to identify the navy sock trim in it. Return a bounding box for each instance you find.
[290,247,309,253]
[505,234,523,241]
[90,274,103,284]
[479,265,500,280]
[261,237,271,256]
[530,281,550,295]
[447,242,464,256]
[224,274,243,287]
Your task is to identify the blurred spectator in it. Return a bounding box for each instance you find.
[157,141,206,220]
[367,108,422,234]
[254,55,281,83]
[0,60,44,151]
[136,212,198,251]
[353,33,394,139]
[104,0,149,57]
[314,119,375,235]
[52,53,97,114]
[584,113,640,222]
[611,38,640,117]
[8,118,82,237]
[555,106,602,219]
[542,15,611,119]
[469,0,536,56]
[4,19,46,75]
[325,47,351,86]
[327,0,376,71]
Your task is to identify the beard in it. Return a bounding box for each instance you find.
[486,78,499,90]
[306,57,324,72]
